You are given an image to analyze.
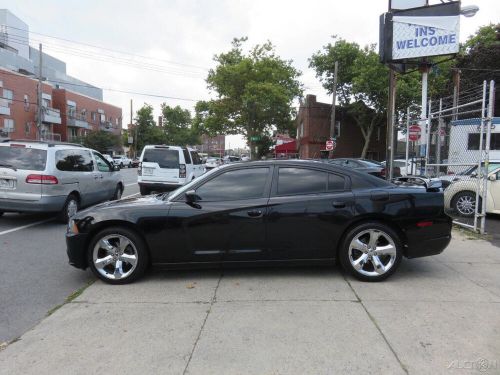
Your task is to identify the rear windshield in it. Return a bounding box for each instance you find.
[142,149,179,169]
[0,146,47,171]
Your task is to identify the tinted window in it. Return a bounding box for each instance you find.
[56,150,93,172]
[182,149,192,164]
[93,152,111,172]
[142,149,179,168]
[0,146,47,171]
[190,151,202,165]
[196,168,269,201]
[278,168,327,195]
[328,173,345,191]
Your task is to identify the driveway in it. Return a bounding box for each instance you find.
[0,231,499,375]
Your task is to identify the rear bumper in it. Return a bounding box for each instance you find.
[66,232,89,269]
[404,220,452,258]
[0,195,66,213]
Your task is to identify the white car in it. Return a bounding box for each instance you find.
[382,159,421,176]
[440,161,500,189]
[204,157,223,170]
[138,145,205,195]
[240,154,250,162]
[112,155,132,168]
[444,165,500,217]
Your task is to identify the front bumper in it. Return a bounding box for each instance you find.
[66,232,90,269]
[0,195,67,213]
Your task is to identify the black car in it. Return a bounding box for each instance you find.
[327,158,401,178]
[66,160,451,284]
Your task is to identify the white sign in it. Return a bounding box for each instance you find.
[390,0,427,10]
[392,15,459,60]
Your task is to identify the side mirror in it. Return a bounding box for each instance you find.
[489,174,497,182]
[185,190,200,202]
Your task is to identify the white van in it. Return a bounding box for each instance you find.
[138,145,204,195]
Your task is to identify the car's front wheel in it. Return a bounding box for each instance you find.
[452,191,479,217]
[88,227,149,284]
[112,184,123,200]
[339,222,402,282]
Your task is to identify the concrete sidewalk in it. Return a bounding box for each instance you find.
[1,232,499,375]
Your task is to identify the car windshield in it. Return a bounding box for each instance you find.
[142,149,179,168]
[0,146,47,171]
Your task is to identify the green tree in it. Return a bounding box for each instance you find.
[134,104,166,154]
[161,104,200,145]
[77,130,121,154]
[194,37,302,159]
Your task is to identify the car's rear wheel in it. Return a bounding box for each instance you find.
[139,185,149,196]
[128,162,132,168]
[120,162,124,168]
[112,184,123,200]
[452,191,479,217]
[339,222,402,282]
[88,227,149,284]
[59,194,79,224]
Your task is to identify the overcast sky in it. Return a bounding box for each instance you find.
[2,0,498,148]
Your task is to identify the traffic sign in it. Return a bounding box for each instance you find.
[325,139,336,151]
[408,125,421,142]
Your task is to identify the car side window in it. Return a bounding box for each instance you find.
[328,173,346,191]
[277,167,327,195]
[190,151,201,165]
[182,149,192,164]
[195,167,269,201]
[93,152,111,172]
[55,149,93,172]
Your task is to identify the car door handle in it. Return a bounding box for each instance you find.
[247,210,263,218]
[332,201,346,208]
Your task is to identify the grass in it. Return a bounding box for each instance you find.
[452,224,492,241]
[46,279,95,317]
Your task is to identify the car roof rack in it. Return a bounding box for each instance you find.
[1,139,84,147]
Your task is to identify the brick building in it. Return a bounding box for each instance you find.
[296,95,387,161]
[0,69,122,142]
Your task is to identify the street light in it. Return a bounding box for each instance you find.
[460,4,479,18]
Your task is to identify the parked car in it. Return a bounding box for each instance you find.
[66,159,451,284]
[440,161,500,188]
[240,154,250,161]
[327,158,401,178]
[138,145,204,195]
[382,159,420,176]
[204,157,223,170]
[131,158,140,168]
[112,155,132,168]
[224,155,241,163]
[103,154,115,166]
[444,164,500,217]
[0,140,123,222]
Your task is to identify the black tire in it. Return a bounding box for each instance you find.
[87,226,149,284]
[452,191,480,218]
[58,194,79,224]
[139,185,149,196]
[339,222,402,282]
[112,184,123,200]
[128,163,132,168]
[120,163,124,168]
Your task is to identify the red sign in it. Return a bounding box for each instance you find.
[408,125,421,142]
[326,139,336,151]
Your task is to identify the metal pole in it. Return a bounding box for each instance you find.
[405,106,410,175]
[419,65,429,177]
[436,99,443,171]
[37,43,43,140]
[386,69,396,179]
[425,99,432,177]
[329,61,338,140]
[480,80,495,234]
[474,81,487,233]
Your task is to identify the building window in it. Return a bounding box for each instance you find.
[100,114,106,123]
[468,133,500,151]
[299,122,304,138]
[3,89,13,103]
[3,119,14,132]
[91,112,97,122]
[68,105,76,118]
[25,122,31,135]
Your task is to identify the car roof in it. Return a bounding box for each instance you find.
[143,145,197,151]
[0,139,87,150]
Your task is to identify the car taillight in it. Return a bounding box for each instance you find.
[138,162,142,176]
[26,174,59,184]
[179,164,186,178]
[417,221,433,228]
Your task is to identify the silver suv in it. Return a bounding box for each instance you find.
[0,140,124,222]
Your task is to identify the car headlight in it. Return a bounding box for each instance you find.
[67,219,79,234]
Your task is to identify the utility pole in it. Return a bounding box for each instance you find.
[37,43,43,140]
[329,61,338,158]
[131,99,137,158]
[386,68,397,180]
[452,69,460,121]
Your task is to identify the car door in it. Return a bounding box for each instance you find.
[92,151,116,201]
[163,166,273,263]
[487,167,500,212]
[265,166,354,260]
[190,150,204,177]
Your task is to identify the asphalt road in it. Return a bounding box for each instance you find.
[0,167,140,343]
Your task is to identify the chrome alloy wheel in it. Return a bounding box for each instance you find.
[67,199,78,218]
[456,195,475,216]
[348,229,397,277]
[92,234,138,280]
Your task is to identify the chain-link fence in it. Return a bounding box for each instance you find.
[400,81,496,233]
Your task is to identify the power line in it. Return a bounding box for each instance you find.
[4,25,209,71]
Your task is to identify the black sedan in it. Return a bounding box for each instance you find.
[327,158,401,178]
[66,160,451,284]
